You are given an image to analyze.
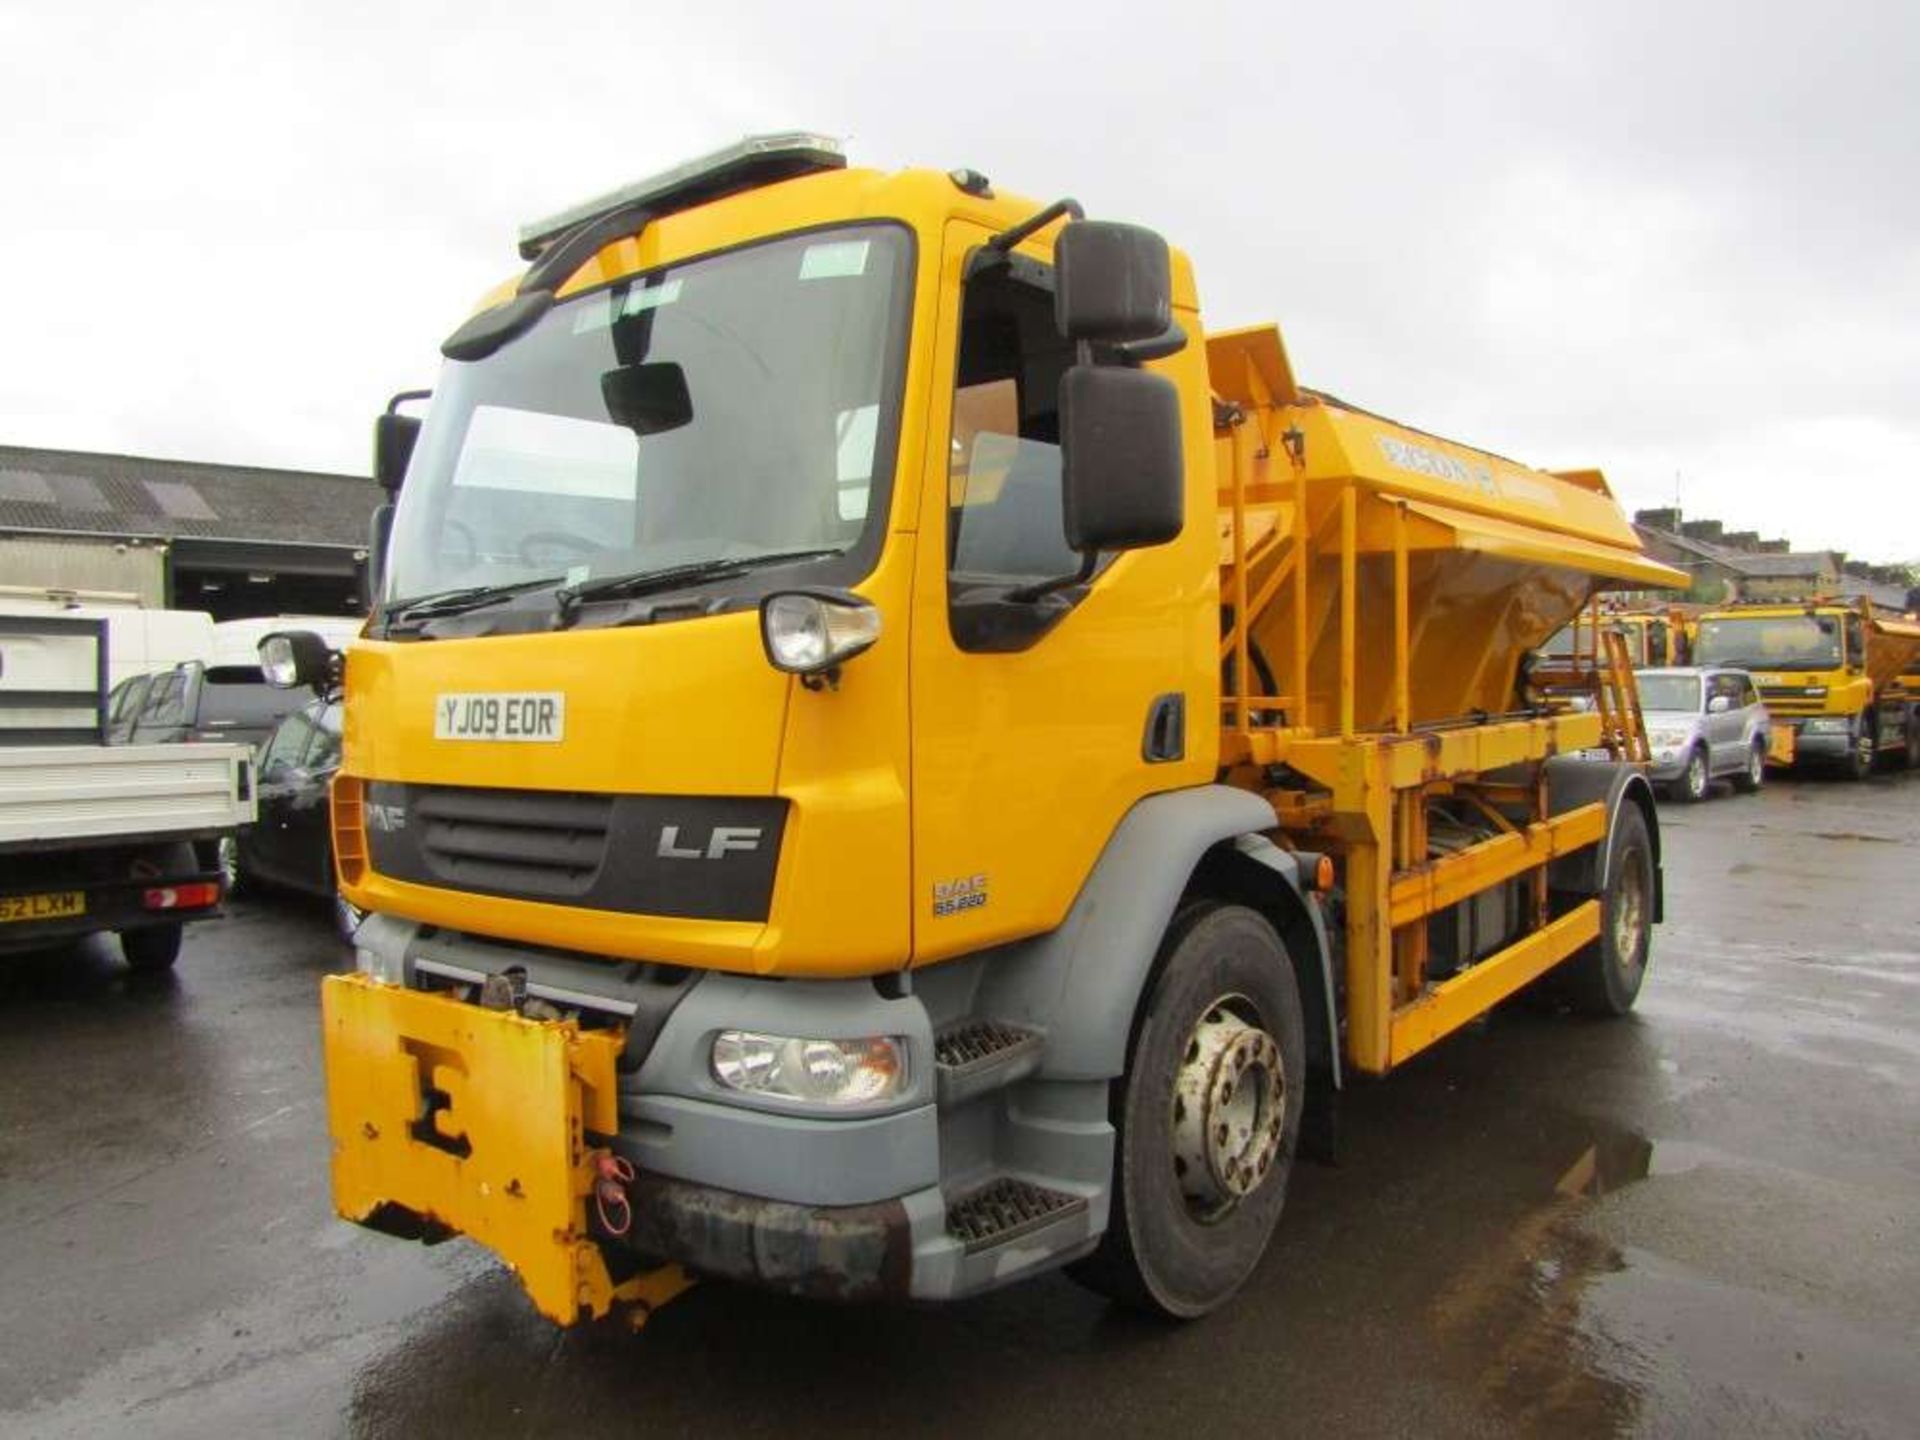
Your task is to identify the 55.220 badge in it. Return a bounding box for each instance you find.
[932,874,988,918]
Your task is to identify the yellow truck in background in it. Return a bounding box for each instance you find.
[284,135,1687,1328]
[1693,596,1920,777]
[1540,604,1691,669]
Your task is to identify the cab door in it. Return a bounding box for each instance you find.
[905,220,1215,964]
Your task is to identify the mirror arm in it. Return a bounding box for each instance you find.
[1005,549,1099,605]
[984,197,1084,255]
[1102,320,1188,365]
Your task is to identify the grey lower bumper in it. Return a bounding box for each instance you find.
[1788,725,1851,760]
[614,1172,920,1301]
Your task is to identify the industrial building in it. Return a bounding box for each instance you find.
[0,444,382,618]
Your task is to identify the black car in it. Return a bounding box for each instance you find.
[222,697,359,940]
[127,660,318,752]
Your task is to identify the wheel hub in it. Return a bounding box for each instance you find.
[1171,999,1285,1217]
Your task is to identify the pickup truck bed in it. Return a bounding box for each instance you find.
[0,743,253,849]
[0,743,255,963]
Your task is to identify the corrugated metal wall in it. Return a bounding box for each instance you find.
[0,536,166,605]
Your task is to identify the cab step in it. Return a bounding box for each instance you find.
[945,1177,1086,1253]
[933,1020,1044,1107]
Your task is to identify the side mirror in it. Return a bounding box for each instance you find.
[374,411,421,493]
[260,631,335,693]
[1706,694,1732,714]
[1060,366,1183,552]
[1054,222,1172,343]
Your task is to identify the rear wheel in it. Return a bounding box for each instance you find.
[1069,903,1305,1319]
[1903,715,1920,770]
[1562,805,1654,1016]
[1731,741,1765,794]
[120,923,184,973]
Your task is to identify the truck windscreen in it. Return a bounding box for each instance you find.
[1694,614,1841,670]
[383,224,913,611]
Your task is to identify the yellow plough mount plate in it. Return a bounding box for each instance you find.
[322,973,627,1325]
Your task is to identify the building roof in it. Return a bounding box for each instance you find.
[0,444,380,549]
[1634,523,1841,581]
[1634,523,1753,571]
[1736,550,1843,580]
[1838,574,1912,612]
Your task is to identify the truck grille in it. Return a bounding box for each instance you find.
[1758,686,1825,716]
[361,781,787,921]
[414,786,612,898]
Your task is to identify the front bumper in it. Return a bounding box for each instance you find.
[1783,719,1852,760]
[1643,744,1695,783]
[324,924,1104,1319]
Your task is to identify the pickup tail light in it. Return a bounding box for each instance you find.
[144,882,221,911]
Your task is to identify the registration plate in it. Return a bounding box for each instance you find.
[434,691,564,742]
[0,891,85,923]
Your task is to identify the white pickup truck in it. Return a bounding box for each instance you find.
[0,610,255,969]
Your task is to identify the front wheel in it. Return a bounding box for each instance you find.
[1842,719,1874,781]
[1068,903,1305,1319]
[1903,716,1920,770]
[1731,741,1766,794]
[1675,746,1710,803]
[216,834,243,895]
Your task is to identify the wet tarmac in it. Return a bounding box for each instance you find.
[3,768,1917,1438]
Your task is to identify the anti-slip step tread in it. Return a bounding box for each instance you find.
[946,1177,1086,1252]
[935,1020,1040,1070]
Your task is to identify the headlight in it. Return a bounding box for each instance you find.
[760,591,880,677]
[711,1030,907,1106]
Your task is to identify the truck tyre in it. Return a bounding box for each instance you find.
[1903,715,1920,770]
[1842,718,1874,781]
[1675,745,1709,803]
[1731,741,1765,794]
[120,923,184,973]
[1068,902,1305,1319]
[1562,805,1653,1017]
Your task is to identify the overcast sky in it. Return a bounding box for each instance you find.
[3,0,1914,562]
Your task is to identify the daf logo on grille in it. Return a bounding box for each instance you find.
[657,825,762,860]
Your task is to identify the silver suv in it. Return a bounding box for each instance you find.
[1638,666,1772,802]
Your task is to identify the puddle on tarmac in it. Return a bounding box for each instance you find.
[1426,1122,1677,1434]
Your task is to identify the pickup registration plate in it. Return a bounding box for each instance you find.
[0,891,85,923]
[434,692,565,742]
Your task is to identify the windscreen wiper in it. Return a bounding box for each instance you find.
[554,549,843,623]
[383,575,566,632]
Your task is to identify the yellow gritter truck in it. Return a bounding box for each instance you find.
[285,134,1689,1327]
[1693,596,1920,777]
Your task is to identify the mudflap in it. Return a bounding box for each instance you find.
[322,973,634,1326]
